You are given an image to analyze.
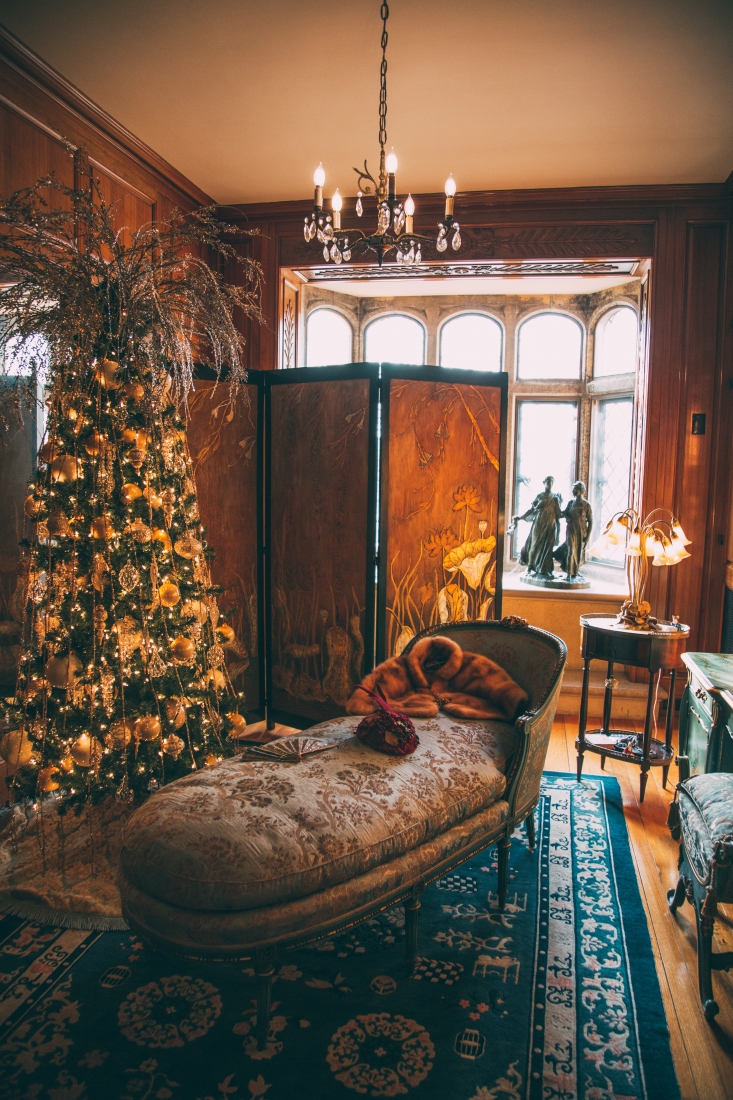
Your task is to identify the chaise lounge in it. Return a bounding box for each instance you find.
[118,618,566,1036]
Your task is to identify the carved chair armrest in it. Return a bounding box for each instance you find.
[504,677,564,822]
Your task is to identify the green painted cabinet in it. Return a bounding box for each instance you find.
[678,653,733,779]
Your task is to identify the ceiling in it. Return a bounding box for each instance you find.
[1,0,732,205]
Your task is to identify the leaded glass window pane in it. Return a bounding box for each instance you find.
[513,401,578,557]
[305,309,353,367]
[594,306,637,378]
[516,313,583,379]
[588,397,634,564]
[364,314,425,365]
[439,313,503,371]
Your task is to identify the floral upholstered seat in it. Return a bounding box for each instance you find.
[120,714,515,914]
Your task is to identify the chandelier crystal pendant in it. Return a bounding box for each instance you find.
[304,2,460,267]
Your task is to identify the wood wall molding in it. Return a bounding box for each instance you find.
[0,23,212,211]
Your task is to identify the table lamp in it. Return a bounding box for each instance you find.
[587,507,691,630]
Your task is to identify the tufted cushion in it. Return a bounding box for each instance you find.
[679,773,733,890]
[120,714,514,913]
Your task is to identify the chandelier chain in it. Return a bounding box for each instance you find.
[379,2,389,152]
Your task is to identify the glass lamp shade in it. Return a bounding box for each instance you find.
[588,535,611,558]
[672,521,691,546]
[626,530,642,556]
[605,518,627,546]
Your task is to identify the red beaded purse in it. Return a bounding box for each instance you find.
[354,685,420,756]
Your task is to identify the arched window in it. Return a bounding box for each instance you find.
[517,312,583,380]
[593,306,637,377]
[305,308,353,367]
[364,313,425,365]
[439,313,503,372]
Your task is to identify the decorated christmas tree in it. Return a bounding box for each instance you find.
[0,156,261,807]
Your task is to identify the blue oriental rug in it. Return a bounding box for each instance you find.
[0,774,679,1100]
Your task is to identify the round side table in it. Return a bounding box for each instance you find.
[575,613,689,802]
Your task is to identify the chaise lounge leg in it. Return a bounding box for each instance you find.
[254,946,276,1041]
[696,908,719,1021]
[667,874,686,914]
[404,886,423,976]
[525,811,536,851]
[498,832,511,911]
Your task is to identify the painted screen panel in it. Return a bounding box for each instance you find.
[269,378,372,724]
[187,380,260,712]
[382,377,503,658]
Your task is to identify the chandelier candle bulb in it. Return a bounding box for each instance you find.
[445,174,457,218]
[313,163,325,209]
[404,193,415,234]
[331,189,342,230]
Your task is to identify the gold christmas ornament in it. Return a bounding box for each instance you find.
[24,494,41,518]
[70,732,103,767]
[143,487,163,509]
[90,515,115,540]
[126,517,152,544]
[105,718,134,749]
[205,753,219,766]
[181,599,209,624]
[158,581,181,607]
[152,528,172,553]
[165,697,188,729]
[84,430,106,456]
[50,455,80,482]
[146,649,167,678]
[114,616,143,655]
[203,668,226,691]
[0,727,33,774]
[207,644,225,669]
[121,427,149,448]
[40,440,59,464]
[216,623,235,644]
[37,765,60,792]
[47,508,71,537]
[170,635,196,664]
[45,652,82,689]
[60,753,75,773]
[118,562,140,593]
[94,358,119,389]
[227,712,248,739]
[121,483,143,503]
[174,535,202,560]
[122,381,145,401]
[134,715,161,741]
[162,734,185,759]
[129,447,146,472]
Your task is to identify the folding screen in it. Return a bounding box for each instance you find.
[266,367,379,725]
[378,366,507,662]
[210,364,506,728]
[187,373,263,712]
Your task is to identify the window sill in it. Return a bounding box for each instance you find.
[501,568,627,600]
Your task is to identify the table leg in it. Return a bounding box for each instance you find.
[640,673,656,803]
[576,658,591,782]
[663,668,677,789]
[601,660,614,735]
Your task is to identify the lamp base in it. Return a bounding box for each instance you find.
[616,599,660,631]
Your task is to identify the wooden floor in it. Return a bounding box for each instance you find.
[548,714,733,1100]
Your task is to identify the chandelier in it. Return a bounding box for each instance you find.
[304,2,461,267]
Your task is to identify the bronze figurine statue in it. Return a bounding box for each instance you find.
[554,480,593,582]
[513,476,562,578]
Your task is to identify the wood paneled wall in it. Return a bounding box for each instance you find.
[228,186,733,654]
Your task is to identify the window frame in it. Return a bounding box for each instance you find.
[363,310,427,366]
[304,305,354,368]
[592,303,639,381]
[437,310,505,373]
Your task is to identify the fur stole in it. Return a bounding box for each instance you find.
[346,635,529,722]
